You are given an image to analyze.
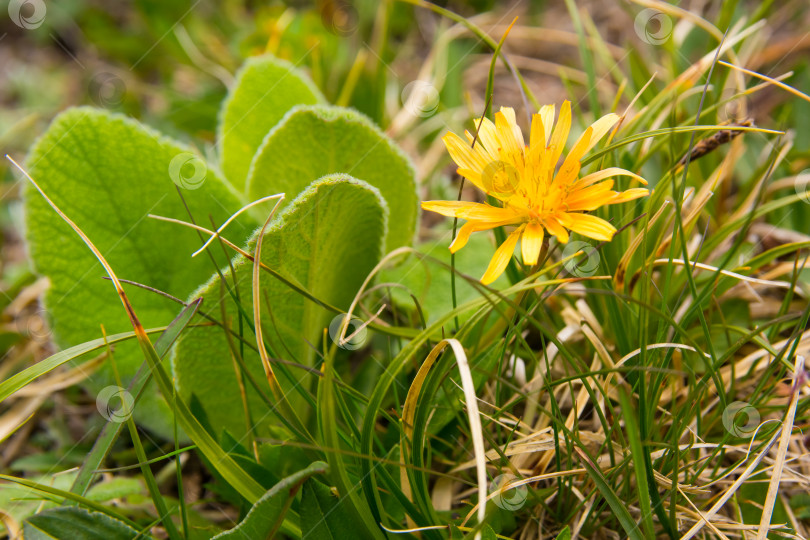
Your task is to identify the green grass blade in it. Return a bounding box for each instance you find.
[0,328,165,403]
[14,157,267,504]
[574,449,644,540]
[68,299,202,498]
[618,388,656,538]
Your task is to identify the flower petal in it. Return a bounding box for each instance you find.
[530,112,546,156]
[554,125,593,188]
[450,218,518,253]
[548,100,572,166]
[499,107,525,149]
[583,113,619,153]
[557,213,616,242]
[603,188,650,205]
[564,181,615,211]
[421,201,521,222]
[521,222,545,265]
[443,132,489,171]
[539,104,555,146]
[476,116,502,157]
[481,226,522,285]
[544,216,570,244]
[573,167,647,190]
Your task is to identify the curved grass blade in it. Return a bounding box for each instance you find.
[573,449,644,540]
[0,328,165,403]
[10,156,267,504]
[69,298,202,499]
[0,474,141,530]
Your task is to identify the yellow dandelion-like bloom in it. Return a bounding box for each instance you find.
[422,101,649,285]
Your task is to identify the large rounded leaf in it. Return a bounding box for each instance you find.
[218,55,324,188]
[172,175,388,439]
[24,107,255,438]
[247,105,418,252]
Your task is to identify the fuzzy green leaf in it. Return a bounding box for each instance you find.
[173,175,387,439]
[247,105,417,251]
[23,107,255,438]
[378,233,508,324]
[219,55,324,188]
[21,507,142,540]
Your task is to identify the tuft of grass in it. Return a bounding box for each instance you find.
[3,1,810,539]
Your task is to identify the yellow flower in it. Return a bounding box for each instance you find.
[422,101,649,285]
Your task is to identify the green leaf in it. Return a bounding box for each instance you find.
[300,478,362,540]
[247,105,417,251]
[69,299,203,498]
[85,477,145,503]
[0,473,140,530]
[173,175,388,439]
[618,389,655,539]
[378,233,508,324]
[0,470,78,533]
[555,526,572,540]
[23,107,255,438]
[22,507,143,540]
[219,55,324,188]
[0,327,165,404]
[213,461,329,540]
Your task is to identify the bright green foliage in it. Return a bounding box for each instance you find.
[378,233,508,324]
[300,478,359,540]
[247,105,418,251]
[173,175,387,438]
[12,3,810,539]
[219,55,324,188]
[23,108,255,437]
[213,462,329,540]
[22,507,140,540]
